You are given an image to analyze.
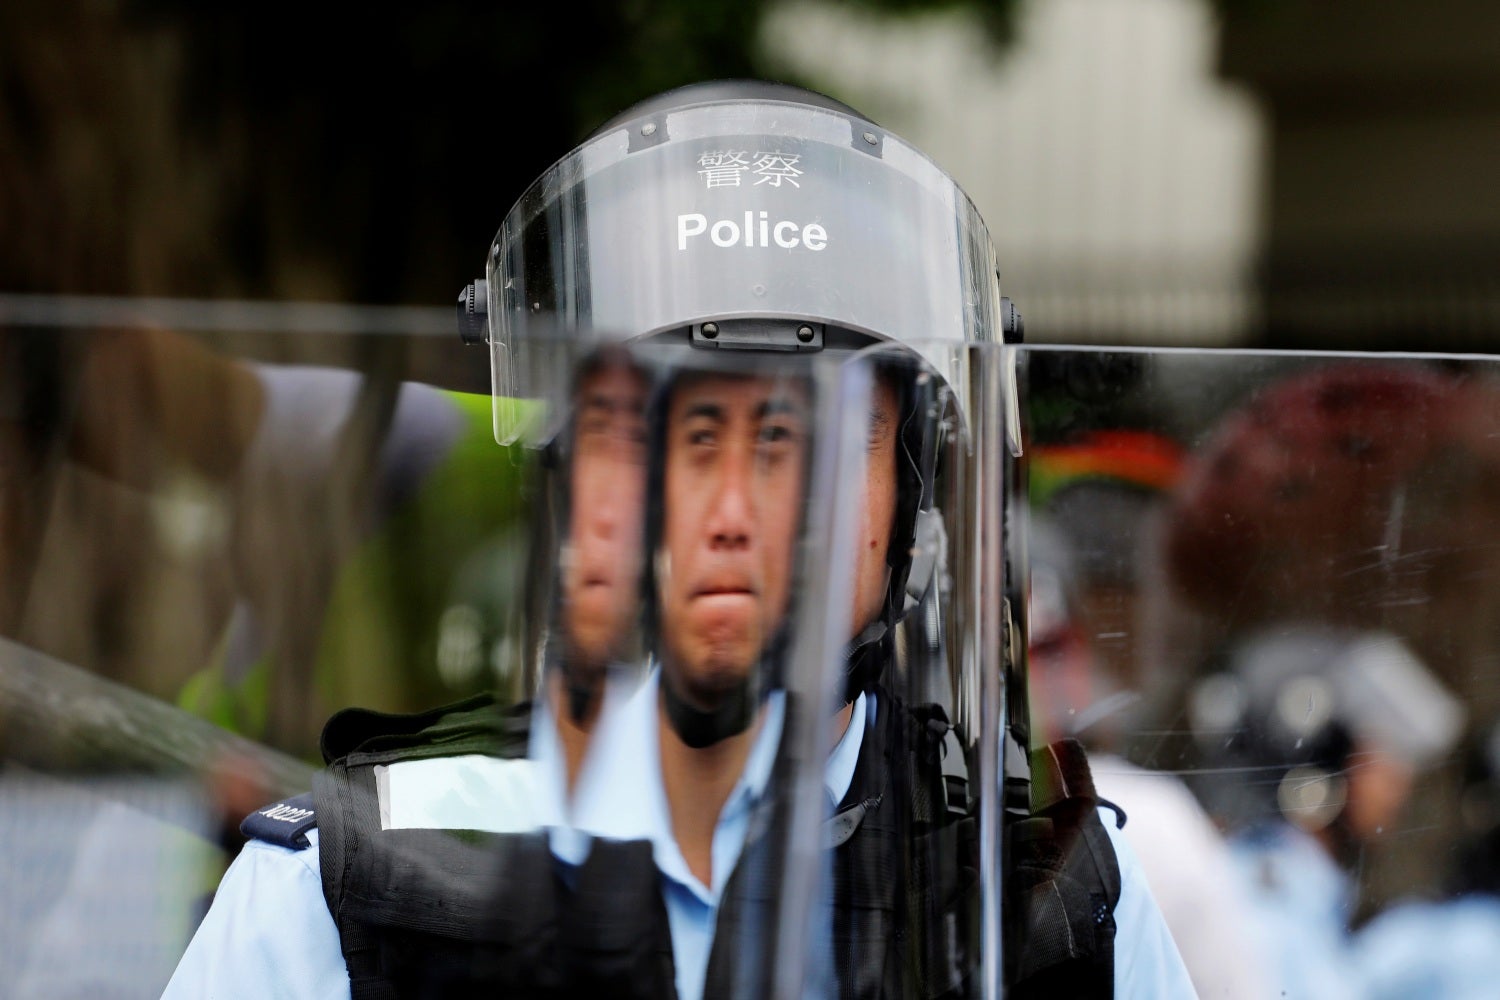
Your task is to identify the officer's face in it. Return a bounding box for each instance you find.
[658,374,808,706]
[1344,745,1416,840]
[563,363,648,675]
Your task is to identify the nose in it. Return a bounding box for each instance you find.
[582,454,645,545]
[705,447,756,551]
[586,485,620,541]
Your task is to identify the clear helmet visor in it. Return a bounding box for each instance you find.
[531,335,1009,998]
[554,338,874,996]
[485,99,1003,443]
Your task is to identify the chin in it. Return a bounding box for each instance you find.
[672,647,757,707]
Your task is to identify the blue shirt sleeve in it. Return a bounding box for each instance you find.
[162,830,350,1000]
[1104,809,1198,998]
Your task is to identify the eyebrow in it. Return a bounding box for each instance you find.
[757,397,805,421]
[678,397,804,422]
[579,392,642,417]
[680,401,726,424]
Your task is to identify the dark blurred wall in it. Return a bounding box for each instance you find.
[0,1,768,303]
[1220,0,1500,351]
[0,0,1015,307]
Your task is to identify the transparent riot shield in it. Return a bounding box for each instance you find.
[260,324,898,998]
[0,302,555,995]
[1017,345,1500,1000]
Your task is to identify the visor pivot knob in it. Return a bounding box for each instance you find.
[796,324,815,344]
[641,122,658,137]
[702,322,719,340]
[1000,296,1024,344]
[862,131,878,145]
[457,279,489,345]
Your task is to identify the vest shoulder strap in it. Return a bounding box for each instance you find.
[1029,738,1098,812]
[1008,738,1122,999]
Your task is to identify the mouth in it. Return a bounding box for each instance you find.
[691,580,758,600]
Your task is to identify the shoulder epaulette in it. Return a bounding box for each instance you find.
[241,792,317,849]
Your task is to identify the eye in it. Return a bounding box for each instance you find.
[618,417,648,448]
[756,420,804,461]
[578,414,610,438]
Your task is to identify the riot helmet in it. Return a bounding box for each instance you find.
[1187,624,1463,843]
[459,79,1020,729]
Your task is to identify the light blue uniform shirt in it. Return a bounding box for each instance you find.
[164,673,1192,999]
[1227,821,1360,1000]
[1355,894,1500,1000]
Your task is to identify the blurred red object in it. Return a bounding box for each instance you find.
[1164,363,1500,625]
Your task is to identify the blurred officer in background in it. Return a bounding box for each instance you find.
[1354,719,1500,1000]
[167,80,1192,998]
[1187,625,1463,1000]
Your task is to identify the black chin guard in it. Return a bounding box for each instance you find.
[662,680,757,749]
[659,627,789,748]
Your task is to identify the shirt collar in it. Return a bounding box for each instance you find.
[558,669,869,895]
[1238,820,1355,918]
[824,692,869,807]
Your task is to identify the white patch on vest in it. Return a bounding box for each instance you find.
[375,755,555,832]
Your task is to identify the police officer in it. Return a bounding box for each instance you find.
[1187,625,1463,1000]
[166,80,1193,998]
[1355,720,1500,1000]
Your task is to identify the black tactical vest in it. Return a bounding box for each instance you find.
[700,690,1120,999]
[311,694,674,999]
[246,692,1120,998]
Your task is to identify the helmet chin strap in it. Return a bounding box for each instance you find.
[566,677,601,726]
[843,620,892,705]
[660,627,790,748]
[662,679,757,749]
[661,621,891,748]
[657,600,884,749]
[541,637,605,726]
